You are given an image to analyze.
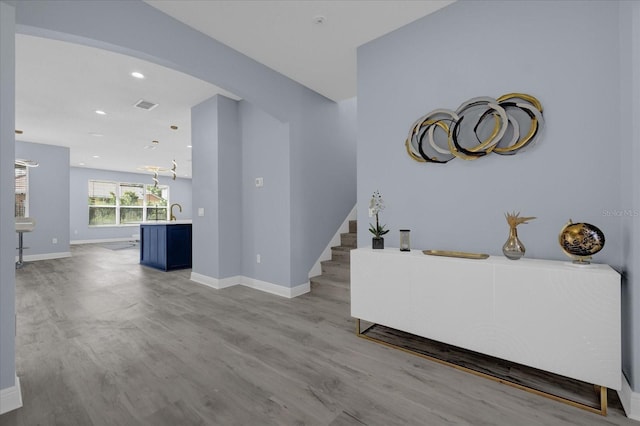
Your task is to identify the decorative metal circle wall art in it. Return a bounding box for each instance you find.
[405,93,544,163]
[558,220,605,265]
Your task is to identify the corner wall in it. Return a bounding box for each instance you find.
[290,96,357,286]
[217,96,242,279]
[15,141,70,259]
[0,0,20,410]
[620,0,640,412]
[191,95,242,281]
[191,97,292,289]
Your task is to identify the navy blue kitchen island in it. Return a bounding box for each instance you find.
[140,221,192,271]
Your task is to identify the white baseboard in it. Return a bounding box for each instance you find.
[189,273,309,299]
[241,276,310,298]
[15,251,71,262]
[190,272,241,290]
[309,205,356,278]
[619,374,640,420]
[0,376,22,415]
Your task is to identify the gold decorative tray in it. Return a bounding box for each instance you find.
[422,250,490,260]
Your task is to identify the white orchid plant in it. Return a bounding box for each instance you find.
[368,190,389,238]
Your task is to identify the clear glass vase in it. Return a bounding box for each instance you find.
[502,226,525,260]
[399,229,410,251]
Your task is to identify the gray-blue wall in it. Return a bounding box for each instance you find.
[290,96,358,286]
[358,0,637,391]
[15,141,70,257]
[191,95,242,280]
[191,96,220,278]
[193,95,354,288]
[217,96,242,279]
[70,166,192,242]
[0,0,16,392]
[620,0,640,394]
[240,100,291,285]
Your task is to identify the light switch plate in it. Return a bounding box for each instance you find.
[255,177,264,187]
[198,207,205,217]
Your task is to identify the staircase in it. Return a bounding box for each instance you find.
[310,220,357,289]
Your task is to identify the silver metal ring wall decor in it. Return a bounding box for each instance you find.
[405,93,544,163]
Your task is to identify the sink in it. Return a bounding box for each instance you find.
[15,217,36,232]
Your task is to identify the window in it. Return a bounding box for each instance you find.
[145,184,169,221]
[88,180,169,226]
[15,163,28,218]
[119,183,144,224]
[89,181,117,225]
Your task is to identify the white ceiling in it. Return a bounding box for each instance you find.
[145,0,454,102]
[15,1,453,178]
[15,34,238,179]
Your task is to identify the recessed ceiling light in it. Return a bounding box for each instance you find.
[131,72,145,79]
[313,15,326,25]
[89,132,104,137]
[152,140,159,144]
[79,162,85,166]
[187,145,192,148]
[95,110,106,115]
[170,125,178,130]
[92,155,100,158]
[15,129,23,134]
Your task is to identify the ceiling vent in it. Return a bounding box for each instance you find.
[133,99,158,111]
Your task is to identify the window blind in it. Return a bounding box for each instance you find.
[15,164,27,217]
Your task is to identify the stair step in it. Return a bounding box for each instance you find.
[321,259,350,272]
[310,274,350,290]
[320,259,350,282]
[331,246,352,262]
[340,232,357,248]
[314,217,356,289]
[315,272,349,284]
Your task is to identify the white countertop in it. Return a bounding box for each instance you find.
[354,247,617,274]
[140,219,192,225]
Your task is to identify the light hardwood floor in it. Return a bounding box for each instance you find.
[0,244,636,425]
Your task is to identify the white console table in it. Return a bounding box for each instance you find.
[350,248,621,415]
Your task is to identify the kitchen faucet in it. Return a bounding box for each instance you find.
[170,203,182,221]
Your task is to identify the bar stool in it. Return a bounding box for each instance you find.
[15,217,36,269]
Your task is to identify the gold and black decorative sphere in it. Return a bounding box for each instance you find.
[558,220,605,264]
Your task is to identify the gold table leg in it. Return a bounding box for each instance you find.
[599,385,608,416]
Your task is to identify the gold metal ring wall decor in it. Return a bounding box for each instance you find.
[405,93,544,163]
[407,109,459,163]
